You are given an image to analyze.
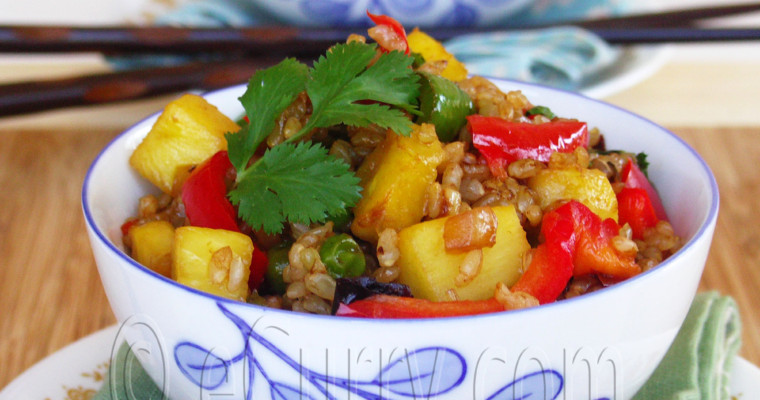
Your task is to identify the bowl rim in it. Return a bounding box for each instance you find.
[82,77,720,324]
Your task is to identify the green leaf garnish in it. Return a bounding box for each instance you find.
[636,152,650,177]
[230,142,362,234]
[225,58,309,171]
[525,105,556,120]
[227,41,420,233]
[294,42,420,139]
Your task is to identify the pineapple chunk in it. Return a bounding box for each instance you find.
[172,226,253,301]
[351,124,445,243]
[408,28,468,82]
[129,94,239,194]
[528,168,618,222]
[397,205,530,301]
[128,220,174,278]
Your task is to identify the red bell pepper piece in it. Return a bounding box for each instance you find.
[621,157,668,221]
[120,218,139,236]
[181,150,270,290]
[468,115,588,178]
[335,294,503,318]
[510,208,575,304]
[366,11,409,54]
[561,201,641,280]
[511,200,641,303]
[248,247,268,290]
[510,242,573,304]
[617,187,659,240]
[181,150,240,232]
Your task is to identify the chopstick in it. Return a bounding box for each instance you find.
[589,27,760,44]
[556,2,760,29]
[2,3,760,118]
[2,26,758,56]
[4,28,755,119]
[0,25,328,56]
[2,3,760,54]
[0,57,279,118]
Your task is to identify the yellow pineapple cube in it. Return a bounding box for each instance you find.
[172,226,253,301]
[397,205,530,301]
[528,167,619,222]
[128,220,175,278]
[408,28,468,82]
[129,94,240,194]
[351,124,445,243]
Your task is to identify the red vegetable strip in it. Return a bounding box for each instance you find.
[617,187,659,240]
[366,11,409,54]
[621,157,668,221]
[181,150,240,232]
[511,200,641,302]
[181,150,270,290]
[510,242,574,304]
[510,208,575,304]
[335,294,503,318]
[563,201,641,280]
[248,247,268,290]
[468,115,588,178]
[120,219,139,237]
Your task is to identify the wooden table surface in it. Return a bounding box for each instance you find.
[1,58,759,391]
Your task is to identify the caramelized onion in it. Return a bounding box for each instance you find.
[443,206,498,252]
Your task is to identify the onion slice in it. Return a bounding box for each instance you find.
[443,206,498,252]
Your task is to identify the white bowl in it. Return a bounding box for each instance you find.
[83,79,718,400]
[245,0,533,28]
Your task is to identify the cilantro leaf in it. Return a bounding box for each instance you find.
[228,41,421,233]
[229,142,362,234]
[525,105,556,120]
[296,42,419,138]
[636,152,650,177]
[353,49,420,112]
[226,58,309,172]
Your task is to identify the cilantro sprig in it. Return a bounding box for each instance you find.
[228,142,361,234]
[226,58,309,172]
[226,42,420,234]
[298,42,419,138]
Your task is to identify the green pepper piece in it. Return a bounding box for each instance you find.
[319,234,366,278]
[416,71,473,142]
[265,243,291,295]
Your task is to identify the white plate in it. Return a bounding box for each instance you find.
[0,324,758,399]
[580,45,671,99]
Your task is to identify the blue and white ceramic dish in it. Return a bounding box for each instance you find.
[83,77,718,400]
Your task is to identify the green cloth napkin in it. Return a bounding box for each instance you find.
[633,291,743,400]
[93,291,742,400]
[92,343,163,400]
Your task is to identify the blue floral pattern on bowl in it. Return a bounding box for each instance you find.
[172,302,615,399]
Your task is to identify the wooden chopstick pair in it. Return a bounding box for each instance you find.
[0,57,283,118]
[2,3,760,54]
[1,2,760,118]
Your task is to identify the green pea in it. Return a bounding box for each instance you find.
[319,234,366,278]
[265,243,291,295]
